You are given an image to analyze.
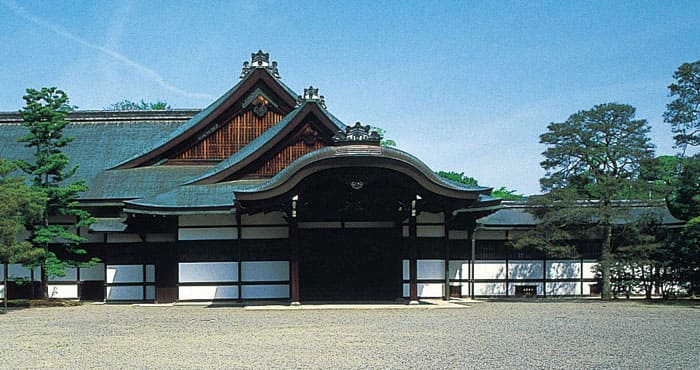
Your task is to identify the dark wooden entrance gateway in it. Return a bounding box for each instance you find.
[234,124,495,303]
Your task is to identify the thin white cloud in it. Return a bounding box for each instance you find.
[1,0,214,101]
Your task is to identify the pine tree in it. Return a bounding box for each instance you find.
[0,159,45,311]
[16,87,96,299]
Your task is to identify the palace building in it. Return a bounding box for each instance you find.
[0,51,683,303]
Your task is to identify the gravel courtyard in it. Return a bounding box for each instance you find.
[1,300,698,369]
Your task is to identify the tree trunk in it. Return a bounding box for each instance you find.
[600,224,613,300]
[3,262,7,313]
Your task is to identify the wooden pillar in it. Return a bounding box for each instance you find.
[470,229,476,300]
[289,212,300,305]
[409,200,418,304]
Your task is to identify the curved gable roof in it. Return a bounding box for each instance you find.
[233,145,492,202]
[185,101,345,185]
[111,68,299,169]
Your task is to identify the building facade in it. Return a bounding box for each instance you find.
[0,51,683,303]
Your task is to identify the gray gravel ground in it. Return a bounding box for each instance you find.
[0,300,698,369]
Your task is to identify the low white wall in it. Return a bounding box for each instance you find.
[106,233,142,243]
[240,227,288,239]
[474,282,507,295]
[417,225,445,238]
[48,284,78,299]
[402,283,445,298]
[179,262,238,283]
[546,281,581,295]
[7,264,40,281]
[417,260,444,280]
[178,227,238,240]
[179,214,236,227]
[448,230,470,240]
[50,267,78,282]
[241,261,289,282]
[79,263,105,281]
[241,284,289,299]
[508,260,544,279]
[474,261,506,279]
[179,286,238,300]
[106,286,143,300]
[241,212,286,225]
[546,260,581,279]
[449,260,469,280]
[582,260,598,279]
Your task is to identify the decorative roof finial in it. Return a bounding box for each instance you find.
[298,86,327,109]
[332,122,382,146]
[240,50,280,79]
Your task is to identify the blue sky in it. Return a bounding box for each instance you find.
[1,1,698,194]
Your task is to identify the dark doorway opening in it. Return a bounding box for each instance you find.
[299,227,401,301]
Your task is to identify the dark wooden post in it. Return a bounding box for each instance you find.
[409,200,418,304]
[289,199,300,305]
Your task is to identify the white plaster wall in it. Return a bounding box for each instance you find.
[0,285,4,299]
[79,264,105,281]
[7,264,40,281]
[241,284,289,299]
[0,264,4,281]
[344,221,395,228]
[402,283,445,298]
[48,284,78,299]
[241,212,286,225]
[473,229,507,240]
[417,212,444,223]
[448,230,470,240]
[179,262,238,283]
[547,260,581,279]
[474,261,507,279]
[417,225,445,238]
[145,233,176,242]
[508,261,544,279]
[402,225,409,237]
[179,214,236,227]
[417,260,444,280]
[51,267,78,282]
[106,286,143,300]
[145,265,155,283]
[582,260,598,279]
[402,259,409,280]
[146,286,155,300]
[449,260,470,280]
[179,285,238,300]
[106,265,144,283]
[298,222,342,229]
[474,282,507,295]
[240,226,288,239]
[241,261,289,282]
[106,233,142,243]
[178,227,238,240]
[546,282,581,295]
[508,282,544,296]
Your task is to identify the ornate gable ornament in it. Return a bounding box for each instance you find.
[332,122,382,146]
[240,50,281,79]
[297,86,326,109]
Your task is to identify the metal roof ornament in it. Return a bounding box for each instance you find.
[332,122,382,145]
[240,50,281,79]
[297,86,327,109]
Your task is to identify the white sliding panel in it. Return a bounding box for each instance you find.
[241,261,289,282]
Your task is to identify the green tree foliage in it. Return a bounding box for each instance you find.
[664,60,700,152]
[370,127,396,147]
[435,171,479,186]
[436,171,524,200]
[516,103,655,300]
[16,87,96,298]
[0,159,45,311]
[668,154,700,221]
[108,99,171,110]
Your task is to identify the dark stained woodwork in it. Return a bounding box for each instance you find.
[175,103,284,161]
[252,136,325,177]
